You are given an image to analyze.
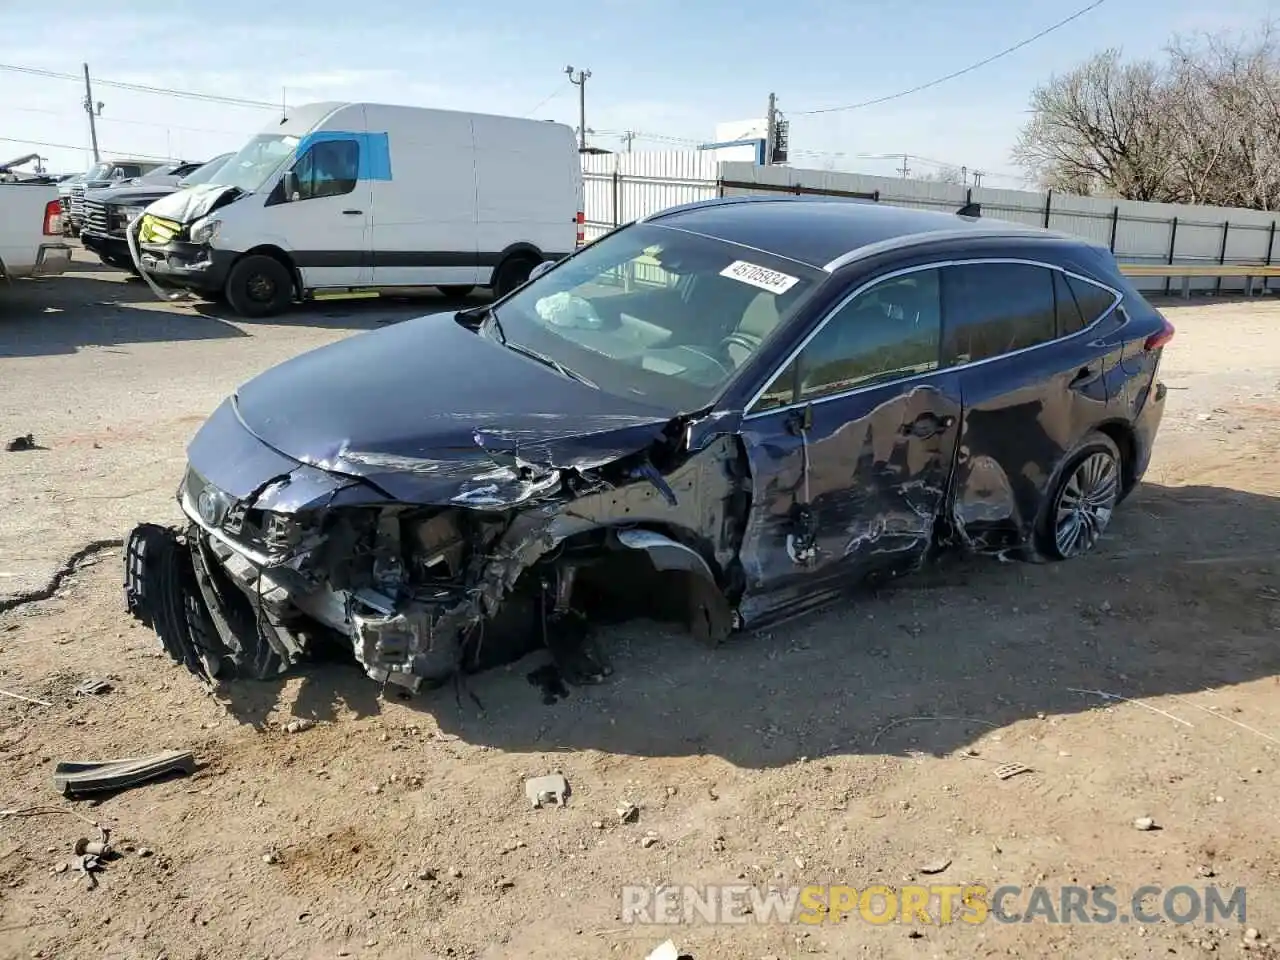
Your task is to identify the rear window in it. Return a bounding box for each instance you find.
[1054,270,1087,335]
[1065,274,1118,325]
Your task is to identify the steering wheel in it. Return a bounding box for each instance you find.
[718,332,762,367]
[675,345,732,377]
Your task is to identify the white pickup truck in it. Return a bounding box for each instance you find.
[0,179,72,283]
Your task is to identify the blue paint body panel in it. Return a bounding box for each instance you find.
[294,130,393,182]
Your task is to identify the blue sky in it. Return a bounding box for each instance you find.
[1,0,1276,184]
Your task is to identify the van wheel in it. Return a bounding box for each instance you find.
[438,285,475,298]
[1034,432,1122,561]
[492,256,540,298]
[225,255,293,318]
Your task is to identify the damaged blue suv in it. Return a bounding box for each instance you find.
[125,196,1172,692]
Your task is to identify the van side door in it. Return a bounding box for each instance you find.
[269,135,372,290]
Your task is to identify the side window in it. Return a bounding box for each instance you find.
[294,140,359,201]
[1065,274,1117,327]
[750,269,942,412]
[942,262,1057,365]
[1054,270,1087,335]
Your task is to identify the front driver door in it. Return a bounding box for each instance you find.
[269,137,372,289]
[737,265,963,619]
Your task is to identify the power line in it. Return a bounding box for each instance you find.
[527,82,568,117]
[794,0,1109,115]
[4,104,244,137]
[0,134,170,160]
[0,62,277,109]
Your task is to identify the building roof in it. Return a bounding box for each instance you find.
[645,195,1056,270]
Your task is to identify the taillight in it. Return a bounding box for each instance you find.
[576,210,584,245]
[43,199,62,236]
[1144,315,1175,351]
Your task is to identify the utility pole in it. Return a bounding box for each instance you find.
[765,92,777,164]
[620,130,636,152]
[960,165,968,187]
[972,170,984,188]
[82,63,101,162]
[565,66,591,151]
[899,153,911,179]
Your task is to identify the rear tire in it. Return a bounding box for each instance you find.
[492,255,540,298]
[1034,431,1122,561]
[224,254,293,318]
[438,284,475,298]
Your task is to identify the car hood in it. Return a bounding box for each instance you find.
[146,183,242,224]
[229,314,679,506]
[85,183,178,205]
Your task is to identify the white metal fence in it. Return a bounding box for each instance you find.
[581,152,1280,294]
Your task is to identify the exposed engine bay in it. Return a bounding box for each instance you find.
[124,413,747,695]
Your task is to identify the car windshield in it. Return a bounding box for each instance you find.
[207,134,299,192]
[485,222,822,411]
[137,164,181,181]
[178,155,231,187]
[84,162,113,180]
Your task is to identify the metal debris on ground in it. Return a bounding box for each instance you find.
[53,749,197,797]
[4,434,37,452]
[73,853,102,889]
[617,802,640,823]
[74,678,113,696]
[993,762,1033,781]
[524,773,569,808]
[919,857,952,875]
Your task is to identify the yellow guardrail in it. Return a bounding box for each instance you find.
[1116,262,1280,298]
[1118,263,1280,278]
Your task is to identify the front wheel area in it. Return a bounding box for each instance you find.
[491,255,541,299]
[224,254,294,318]
[1034,431,1123,561]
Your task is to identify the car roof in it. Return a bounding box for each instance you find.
[643,195,1083,271]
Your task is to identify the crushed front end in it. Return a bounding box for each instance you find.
[124,395,749,695]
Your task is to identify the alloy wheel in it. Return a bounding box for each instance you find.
[1053,450,1119,557]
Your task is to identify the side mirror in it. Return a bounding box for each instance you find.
[528,259,555,282]
[282,170,299,201]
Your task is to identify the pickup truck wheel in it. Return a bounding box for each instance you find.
[225,255,293,318]
[438,285,475,298]
[492,256,539,298]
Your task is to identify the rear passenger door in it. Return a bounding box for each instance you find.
[942,260,1120,551]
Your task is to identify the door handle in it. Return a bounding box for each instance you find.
[900,413,956,439]
[1070,365,1099,386]
[342,209,364,215]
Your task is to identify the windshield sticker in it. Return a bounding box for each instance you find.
[720,260,800,295]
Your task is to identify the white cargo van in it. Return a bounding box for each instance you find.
[133,102,583,317]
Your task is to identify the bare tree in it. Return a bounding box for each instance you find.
[1015,26,1280,210]
[919,164,968,185]
[1014,50,1179,200]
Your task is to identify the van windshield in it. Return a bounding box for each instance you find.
[208,135,299,193]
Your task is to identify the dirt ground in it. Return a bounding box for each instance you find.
[1,250,1278,960]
